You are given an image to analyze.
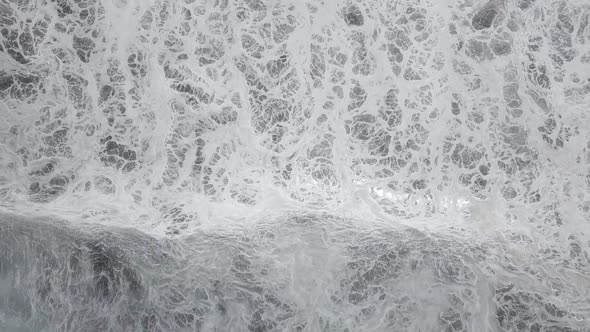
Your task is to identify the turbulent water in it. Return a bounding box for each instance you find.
[1,0,590,330]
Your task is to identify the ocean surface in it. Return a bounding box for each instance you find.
[1,0,589,330]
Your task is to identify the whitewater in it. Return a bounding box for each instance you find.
[1,0,590,330]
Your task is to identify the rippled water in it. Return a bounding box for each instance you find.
[1,0,590,330]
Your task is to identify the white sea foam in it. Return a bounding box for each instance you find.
[1,0,590,330]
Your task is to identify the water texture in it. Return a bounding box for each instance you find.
[1,0,589,330]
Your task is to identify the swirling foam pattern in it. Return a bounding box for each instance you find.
[0,0,589,330]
